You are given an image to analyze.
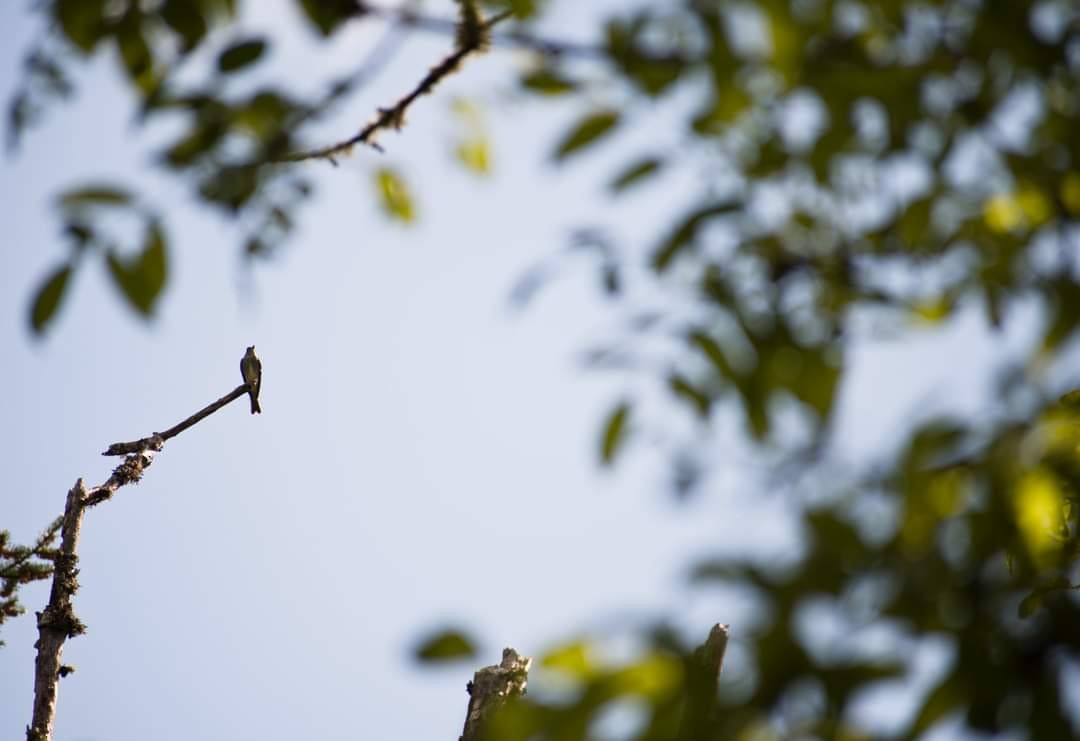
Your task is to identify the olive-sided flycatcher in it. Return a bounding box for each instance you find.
[241,346,262,414]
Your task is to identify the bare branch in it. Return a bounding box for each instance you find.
[460,647,532,741]
[27,482,89,741]
[102,384,249,456]
[26,350,260,740]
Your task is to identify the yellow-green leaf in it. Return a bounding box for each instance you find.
[600,401,631,465]
[374,168,415,224]
[455,137,491,175]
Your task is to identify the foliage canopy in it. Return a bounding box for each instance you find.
[7,0,1080,738]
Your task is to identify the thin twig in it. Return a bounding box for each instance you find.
[0,518,62,580]
[102,384,249,456]
[280,9,512,164]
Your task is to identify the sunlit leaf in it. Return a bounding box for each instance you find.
[29,263,73,335]
[1013,469,1067,565]
[540,641,595,679]
[456,137,491,175]
[374,168,416,224]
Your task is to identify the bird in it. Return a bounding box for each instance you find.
[240,346,262,414]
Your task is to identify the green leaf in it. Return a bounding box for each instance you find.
[609,157,663,193]
[374,168,416,223]
[217,39,267,73]
[689,331,735,380]
[1017,591,1042,619]
[520,69,577,95]
[600,401,631,465]
[54,0,107,53]
[161,0,209,52]
[652,203,738,272]
[29,263,73,335]
[297,0,357,36]
[115,21,154,90]
[482,0,541,19]
[668,373,710,418]
[59,186,131,209]
[553,110,620,161]
[106,221,168,317]
[605,17,685,97]
[198,165,259,210]
[414,629,476,663]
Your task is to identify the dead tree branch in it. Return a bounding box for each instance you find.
[102,384,249,456]
[460,648,532,741]
[26,351,259,741]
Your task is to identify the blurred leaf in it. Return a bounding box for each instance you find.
[520,69,577,95]
[652,203,738,272]
[1014,468,1066,567]
[53,0,106,53]
[161,0,209,51]
[374,168,416,224]
[217,38,267,73]
[29,263,73,335]
[105,221,167,317]
[414,628,477,663]
[1030,665,1074,739]
[296,0,357,35]
[482,0,541,19]
[456,137,491,175]
[668,374,711,419]
[199,165,259,211]
[600,401,630,465]
[553,110,620,161]
[609,157,663,194]
[59,186,131,208]
[115,19,154,91]
[605,16,685,96]
[541,641,596,679]
[610,652,683,699]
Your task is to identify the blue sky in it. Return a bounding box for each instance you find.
[0,1,1045,739]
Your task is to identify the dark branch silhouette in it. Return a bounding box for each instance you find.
[102,384,250,456]
[27,350,260,741]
